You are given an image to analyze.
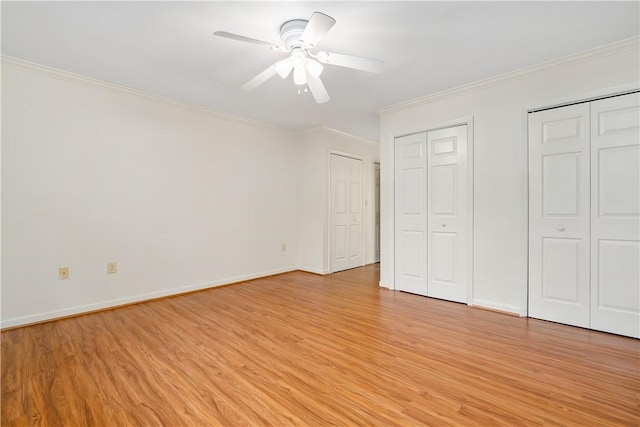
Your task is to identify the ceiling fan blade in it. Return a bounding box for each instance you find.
[316,51,384,73]
[299,12,336,47]
[213,31,277,48]
[241,64,278,92]
[307,75,330,104]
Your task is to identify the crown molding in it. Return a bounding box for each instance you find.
[1,56,378,141]
[377,36,640,115]
[300,126,379,145]
[0,55,295,135]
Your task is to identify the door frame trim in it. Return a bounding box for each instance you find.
[373,161,381,263]
[392,116,475,305]
[521,82,640,318]
[327,151,365,274]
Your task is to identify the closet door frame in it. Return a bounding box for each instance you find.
[392,116,475,306]
[522,82,640,318]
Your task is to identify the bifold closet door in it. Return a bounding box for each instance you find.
[529,92,639,338]
[394,133,428,295]
[529,103,591,328]
[590,93,640,338]
[394,126,468,301]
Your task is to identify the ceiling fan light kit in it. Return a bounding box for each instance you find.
[275,59,293,79]
[214,11,384,104]
[293,66,307,86]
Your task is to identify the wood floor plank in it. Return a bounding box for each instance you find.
[2,264,639,426]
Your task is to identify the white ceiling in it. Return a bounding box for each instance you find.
[2,1,638,141]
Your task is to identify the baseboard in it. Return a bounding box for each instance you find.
[0,266,297,329]
[379,281,392,289]
[471,298,521,316]
[297,267,330,275]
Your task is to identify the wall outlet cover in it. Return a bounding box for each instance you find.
[107,262,117,274]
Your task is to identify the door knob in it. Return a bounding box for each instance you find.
[558,226,565,232]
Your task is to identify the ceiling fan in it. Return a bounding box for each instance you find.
[214,12,384,104]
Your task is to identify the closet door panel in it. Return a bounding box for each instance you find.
[541,237,581,303]
[590,93,640,338]
[529,104,591,327]
[427,125,467,303]
[394,133,428,295]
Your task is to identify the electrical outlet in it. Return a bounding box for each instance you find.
[107,262,117,274]
[281,243,286,252]
[59,267,69,280]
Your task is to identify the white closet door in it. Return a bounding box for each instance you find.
[529,103,591,327]
[426,125,468,303]
[394,133,428,295]
[331,154,363,273]
[590,93,640,338]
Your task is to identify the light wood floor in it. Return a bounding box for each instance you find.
[2,264,639,426]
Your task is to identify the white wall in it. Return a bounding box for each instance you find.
[296,128,379,274]
[1,59,381,328]
[379,38,640,315]
[1,60,301,327]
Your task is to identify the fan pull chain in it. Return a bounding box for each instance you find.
[297,85,310,95]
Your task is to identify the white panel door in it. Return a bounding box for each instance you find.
[590,93,640,338]
[426,125,468,303]
[374,162,381,263]
[331,154,364,273]
[394,133,428,295]
[529,103,591,328]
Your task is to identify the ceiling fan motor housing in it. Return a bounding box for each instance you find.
[280,19,308,50]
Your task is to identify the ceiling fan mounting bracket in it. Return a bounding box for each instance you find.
[280,19,308,50]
